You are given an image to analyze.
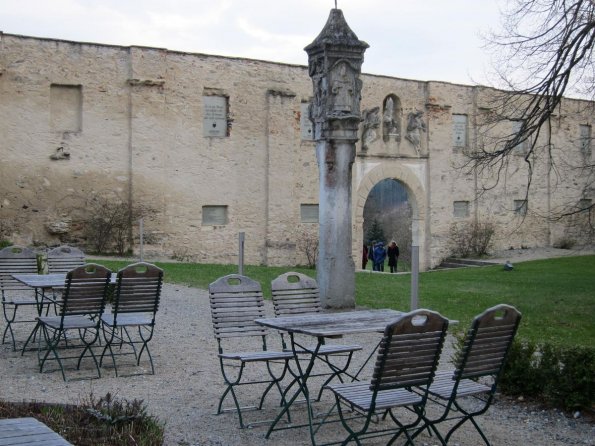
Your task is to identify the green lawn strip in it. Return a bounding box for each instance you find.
[89,255,595,348]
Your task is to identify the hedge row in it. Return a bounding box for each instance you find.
[499,340,595,411]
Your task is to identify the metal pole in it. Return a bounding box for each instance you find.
[410,220,419,310]
[139,218,144,262]
[238,232,245,275]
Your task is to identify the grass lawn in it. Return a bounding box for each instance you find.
[91,255,595,348]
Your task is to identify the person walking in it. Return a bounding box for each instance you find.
[373,241,386,272]
[387,240,400,273]
[362,244,368,270]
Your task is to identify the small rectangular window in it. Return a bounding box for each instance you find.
[202,205,228,225]
[453,201,470,218]
[512,120,528,155]
[514,199,528,216]
[579,124,592,158]
[50,84,82,132]
[452,114,467,148]
[203,95,229,137]
[300,204,319,223]
[578,198,592,212]
[300,102,314,140]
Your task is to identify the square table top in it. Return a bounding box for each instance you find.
[12,273,116,288]
[255,309,404,338]
[0,417,73,445]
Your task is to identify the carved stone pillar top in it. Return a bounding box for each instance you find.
[305,9,368,141]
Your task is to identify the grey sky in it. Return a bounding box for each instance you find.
[1,0,502,86]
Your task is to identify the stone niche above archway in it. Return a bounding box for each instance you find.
[353,162,429,270]
[382,94,402,143]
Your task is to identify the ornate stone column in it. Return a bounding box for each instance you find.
[305,9,368,308]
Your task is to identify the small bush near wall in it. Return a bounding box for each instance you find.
[500,339,595,411]
[449,221,495,257]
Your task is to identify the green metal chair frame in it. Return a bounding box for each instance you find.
[324,309,449,446]
[415,304,522,445]
[0,245,42,351]
[271,272,362,401]
[28,263,111,381]
[209,274,295,429]
[100,262,163,376]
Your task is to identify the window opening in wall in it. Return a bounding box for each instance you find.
[203,95,229,137]
[578,198,592,212]
[202,205,228,225]
[300,204,319,223]
[300,102,314,140]
[50,84,82,133]
[452,114,467,149]
[453,201,470,218]
[514,199,528,216]
[579,124,592,158]
[512,120,528,155]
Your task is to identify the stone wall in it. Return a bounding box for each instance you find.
[0,33,592,269]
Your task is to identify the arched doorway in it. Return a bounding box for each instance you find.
[353,162,428,271]
[363,179,412,271]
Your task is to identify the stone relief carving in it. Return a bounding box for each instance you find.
[405,110,426,154]
[361,106,380,150]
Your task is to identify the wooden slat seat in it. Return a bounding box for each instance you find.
[0,245,41,351]
[271,272,362,401]
[209,274,294,429]
[0,417,73,445]
[324,309,449,445]
[415,304,522,446]
[99,262,163,376]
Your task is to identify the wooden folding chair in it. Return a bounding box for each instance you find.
[416,304,522,445]
[46,245,85,274]
[100,262,163,376]
[209,274,295,428]
[271,272,361,400]
[324,309,449,445]
[0,245,42,351]
[29,263,111,381]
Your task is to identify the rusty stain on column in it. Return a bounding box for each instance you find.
[305,8,368,308]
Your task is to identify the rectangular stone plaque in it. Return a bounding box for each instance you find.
[203,96,227,137]
[300,102,314,140]
[452,114,467,147]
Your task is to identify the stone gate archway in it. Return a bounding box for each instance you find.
[353,162,428,271]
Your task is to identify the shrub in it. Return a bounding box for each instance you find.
[553,237,576,249]
[0,393,164,445]
[449,221,495,257]
[499,339,595,411]
[295,229,318,268]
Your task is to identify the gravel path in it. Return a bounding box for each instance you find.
[1,250,594,445]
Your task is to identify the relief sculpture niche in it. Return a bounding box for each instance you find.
[361,106,380,151]
[405,110,426,155]
[382,95,402,142]
[328,60,362,119]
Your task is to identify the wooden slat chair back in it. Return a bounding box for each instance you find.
[46,245,85,274]
[100,262,163,376]
[271,272,362,401]
[417,304,522,445]
[209,274,294,428]
[325,309,449,445]
[32,263,112,381]
[0,245,40,350]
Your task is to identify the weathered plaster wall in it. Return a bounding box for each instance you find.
[0,34,592,269]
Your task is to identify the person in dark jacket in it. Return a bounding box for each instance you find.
[362,244,368,270]
[387,240,400,273]
[368,242,375,270]
[373,242,386,272]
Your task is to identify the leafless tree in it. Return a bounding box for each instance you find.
[468,0,594,233]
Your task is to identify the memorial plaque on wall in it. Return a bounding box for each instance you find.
[452,114,467,147]
[300,102,314,140]
[203,96,227,137]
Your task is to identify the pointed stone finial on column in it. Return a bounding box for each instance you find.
[305,9,368,309]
